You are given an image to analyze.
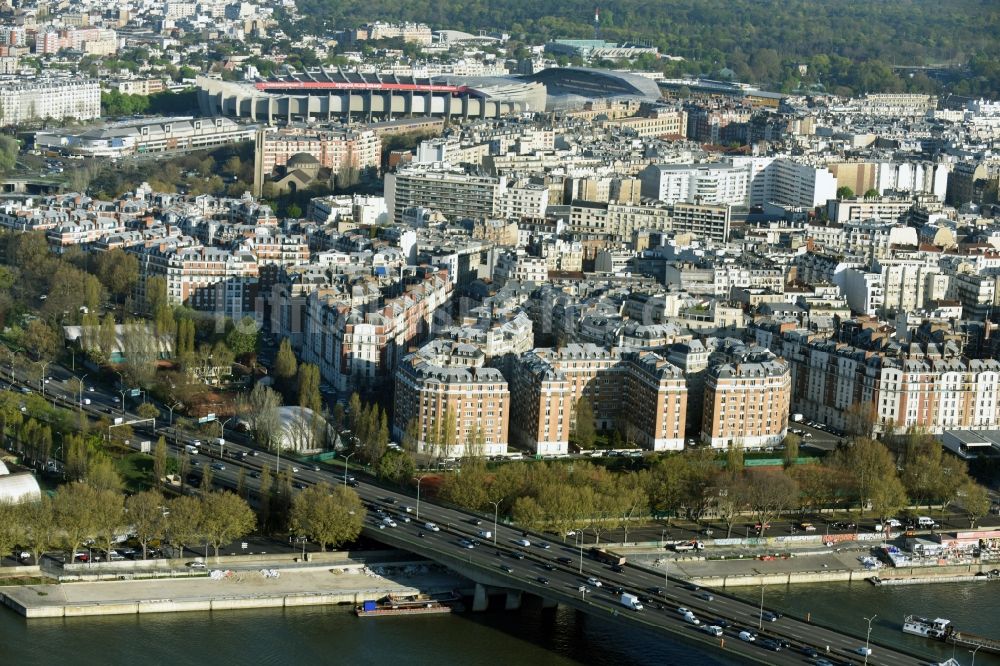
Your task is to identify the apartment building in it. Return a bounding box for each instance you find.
[826,195,914,224]
[602,109,688,137]
[0,78,100,124]
[384,165,506,224]
[139,245,259,320]
[510,344,687,454]
[298,269,452,393]
[393,340,509,458]
[762,328,1000,434]
[253,126,381,195]
[639,162,749,206]
[702,348,791,449]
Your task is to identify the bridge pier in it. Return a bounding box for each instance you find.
[541,597,558,609]
[473,583,489,612]
[504,590,522,611]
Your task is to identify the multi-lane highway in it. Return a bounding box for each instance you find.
[2,363,930,665]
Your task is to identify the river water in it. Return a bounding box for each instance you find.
[730,580,1000,666]
[1,581,996,665]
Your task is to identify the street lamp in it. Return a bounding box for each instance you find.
[488,497,503,546]
[167,401,182,426]
[219,417,234,456]
[76,373,89,408]
[342,451,356,487]
[39,360,51,396]
[415,474,429,519]
[863,614,877,666]
[971,644,983,666]
[758,581,765,630]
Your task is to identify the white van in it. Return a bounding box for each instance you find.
[517,538,531,547]
[917,516,939,528]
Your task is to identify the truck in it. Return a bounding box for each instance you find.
[620,593,643,611]
[792,413,804,422]
[589,547,627,566]
[478,530,492,539]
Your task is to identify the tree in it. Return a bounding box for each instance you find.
[743,470,799,536]
[237,383,283,452]
[99,312,118,360]
[844,403,878,439]
[831,438,895,516]
[274,338,298,396]
[258,463,273,528]
[836,186,855,199]
[863,188,880,198]
[96,248,139,302]
[869,473,908,526]
[153,436,168,486]
[200,462,215,492]
[439,458,490,510]
[289,483,364,551]
[236,466,247,499]
[511,496,545,530]
[297,363,322,412]
[92,489,126,559]
[0,501,23,562]
[65,434,88,482]
[347,392,362,433]
[715,474,750,538]
[573,397,596,449]
[376,449,415,485]
[612,484,648,545]
[782,433,801,468]
[23,319,60,360]
[0,136,18,174]
[166,494,204,559]
[86,454,123,493]
[137,402,160,420]
[122,319,159,388]
[201,491,256,558]
[225,317,258,357]
[127,490,165,560]
[725,440,745,477]
[959,481,991,528]
[20,495,57,562]
[53,482,100,560]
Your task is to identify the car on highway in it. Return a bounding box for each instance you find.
[458,539,474,549]
[800,646,819,658]
[382,517,397,528]
[610,565,625,573]
[760,610,781,622]
[290,466,299,473]
[536,576,550,585]
[381,497,397,504]
[397,514,411,523]
[211,463,225,471]
[250,471,261,478]
[556,556,573,565]
[512,551,525,560]
[535,542,550,550]
[758,638,782,651]
[854,647,873,657]
[293,482,307,490]
[675,606,691,616]
[696,592,715,601]
[586,577,602,588]
[468,518,482,525]
[738,630,756,642]
[711,618,731,628]
[542,563,556,571]
[186,561,206,569]
[499,565,514,574]
[424,522,440,531]
[702,625,723,637]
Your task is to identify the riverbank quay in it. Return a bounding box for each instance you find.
[619,536,1000,588]
[0,556,467,619]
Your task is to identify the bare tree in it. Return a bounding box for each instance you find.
[743,470,798,537]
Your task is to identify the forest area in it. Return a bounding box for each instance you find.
[284,0,1000,97]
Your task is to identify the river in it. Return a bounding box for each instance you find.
[1,581,997,665]
[730,580,1000,666]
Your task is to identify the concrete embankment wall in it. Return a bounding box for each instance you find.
[693,561,998,588]
[0,589,392,619]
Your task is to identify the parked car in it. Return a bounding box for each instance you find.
[186,561,206,569]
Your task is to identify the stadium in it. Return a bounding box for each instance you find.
[197,67,662,123]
